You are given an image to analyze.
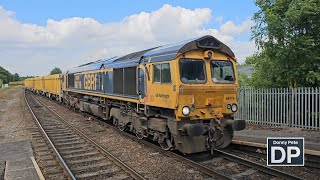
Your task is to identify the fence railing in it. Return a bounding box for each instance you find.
[235,87,320,129]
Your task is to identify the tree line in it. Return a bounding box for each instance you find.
[0,66,26,86]
[238,0,320,88]
[0,66,62,87]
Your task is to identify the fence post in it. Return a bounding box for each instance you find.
[288,88,293,127]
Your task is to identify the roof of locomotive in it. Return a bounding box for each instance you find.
[65,35,234,74]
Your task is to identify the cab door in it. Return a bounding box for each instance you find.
[145,61,176,109]
[137,65,146,103]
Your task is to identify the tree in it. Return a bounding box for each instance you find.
[0,66,23,83]
[0,66,11,84]
[50,67,62,75]
[252,0,320,87]
[237,62,252,88]
[238,72,251,88]
[13,73,20,81]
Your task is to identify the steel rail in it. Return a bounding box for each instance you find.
[213,149,303,180]
[33,94,146,180]
[24,91,76,180]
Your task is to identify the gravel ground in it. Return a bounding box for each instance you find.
[0,87,33,143]
[0,162,4,180]
[37,95,210,180]
[0,87,36,180]
[233,123,320,179]
[223,148,320,180]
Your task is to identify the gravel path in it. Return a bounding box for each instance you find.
[0,88,37,180]
[0,87,33,143]
[37,95,211,180]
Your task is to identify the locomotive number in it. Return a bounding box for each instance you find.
[84,74,97,90]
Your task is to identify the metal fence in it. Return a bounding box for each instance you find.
[235,87,320,129]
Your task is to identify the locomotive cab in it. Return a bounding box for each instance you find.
[173,50,246,153]
[143,36,246,153]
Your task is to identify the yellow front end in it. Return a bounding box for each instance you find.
[175,50,239,120]
[177,85,238,120]
[170,49,245,153]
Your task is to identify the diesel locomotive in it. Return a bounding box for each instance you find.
[24,35,246,154]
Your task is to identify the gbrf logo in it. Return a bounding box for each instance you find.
[267,137,304,166]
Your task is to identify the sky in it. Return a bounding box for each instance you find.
[0,0,259,76]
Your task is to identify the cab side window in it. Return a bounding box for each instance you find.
[153,63,171,83]
[154,64,161,83]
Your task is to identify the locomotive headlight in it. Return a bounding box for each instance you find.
[182,106,190,116]
[227,104,231,109]
[231,104,238,112]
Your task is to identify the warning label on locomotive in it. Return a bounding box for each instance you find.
[267,137,304,166]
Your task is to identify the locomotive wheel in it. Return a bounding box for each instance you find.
[112,117,118,126]
[135,129,147,139]
[135,129,144,139]
[113,117,126,131]
[118,123,126,131]
[159,138,172,150]
[158,132,173,151]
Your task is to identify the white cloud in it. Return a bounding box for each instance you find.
[0,4,256,76]
[219,19,253,36]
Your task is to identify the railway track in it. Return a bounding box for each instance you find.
[119,131,303,180]
[32,91,305,180]
[25,91,145,180]
[98,120,303,179]
[230,142,320,169]
[201,149,303,179]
